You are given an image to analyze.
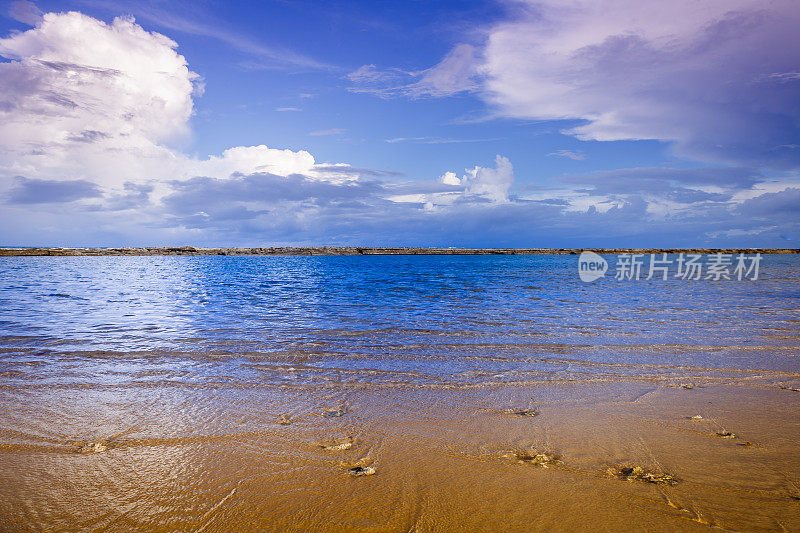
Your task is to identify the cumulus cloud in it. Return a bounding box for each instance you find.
[462,155,514,203]
[437,155,514,203]
[0,10,516,213]
[478,0,800,168]
[191,146,318,180]
[12,166,798,247]
[440,171,461,186]
[0,12,197,143]
[0,11,195,189]
[0,11,336,196]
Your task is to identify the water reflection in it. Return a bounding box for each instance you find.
[0,255,798,387]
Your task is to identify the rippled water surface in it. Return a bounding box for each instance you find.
[1,254,798,386]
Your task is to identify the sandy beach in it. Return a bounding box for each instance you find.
[1,375,799,531]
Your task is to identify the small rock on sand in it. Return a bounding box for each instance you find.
[501,450,559,468]
[348,466,375,477]
[78,442,107,454]
[506,408,539,417]
[324,407,347,418]
[320,440,353,451]
[609,466,678,485]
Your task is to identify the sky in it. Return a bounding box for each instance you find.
[0,0,798,248]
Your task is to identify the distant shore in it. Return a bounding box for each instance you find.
[0,246,797,256]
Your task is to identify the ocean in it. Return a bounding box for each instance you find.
[1,254,798,385]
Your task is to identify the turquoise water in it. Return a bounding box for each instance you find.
[0,254,798,387]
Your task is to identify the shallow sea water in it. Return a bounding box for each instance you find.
[0,255,798,531]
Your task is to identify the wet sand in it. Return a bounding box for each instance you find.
[1,378,798,532]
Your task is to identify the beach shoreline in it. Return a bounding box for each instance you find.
[1,253,797,531]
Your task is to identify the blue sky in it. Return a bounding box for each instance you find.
[0,0,798,247]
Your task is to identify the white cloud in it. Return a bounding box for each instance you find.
[347,44,480,99]
[462,155,514,203]
[0,11,195,189]
[440,171,461,186]
[354,1,800,169]
[438,155,514,203]
[405,44,480,98]
[345,64,412,98]
[8,1,42,25]
[0,11,338,196]
[479,0,800,168]
[346,64,404,84]
[0,12,196,143]
[191,146,317,179]
[548,150,585,161]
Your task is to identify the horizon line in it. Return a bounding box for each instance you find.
[1,246,797,257]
